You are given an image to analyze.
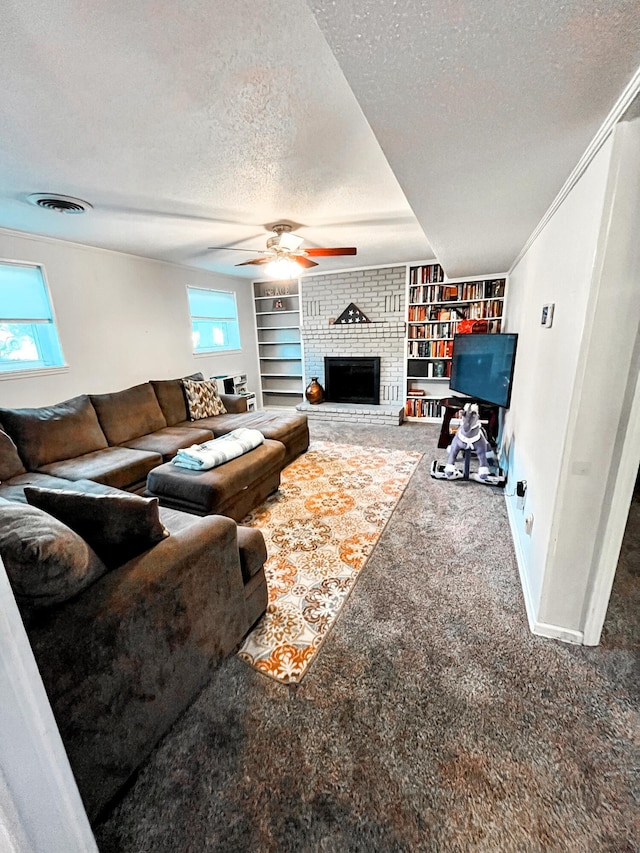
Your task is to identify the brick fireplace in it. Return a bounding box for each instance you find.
[297,266,406,425]
[324,356,380,404]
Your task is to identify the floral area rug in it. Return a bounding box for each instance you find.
[238,441,422,683]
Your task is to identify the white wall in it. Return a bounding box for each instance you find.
[544,118,640,638]
[0,557,98,852]
[0,229,259,408]
[502,118,640,640]
[502,136,613,626]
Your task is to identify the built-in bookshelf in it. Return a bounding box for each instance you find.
[405,263,506,422]
[253,279,304,409]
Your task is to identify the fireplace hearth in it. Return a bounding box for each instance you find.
[324,357,380,405]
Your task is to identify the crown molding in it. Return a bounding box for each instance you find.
[510,64,640,273]
[0,225,242,283]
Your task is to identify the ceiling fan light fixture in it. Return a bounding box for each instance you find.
[265,257,303,280]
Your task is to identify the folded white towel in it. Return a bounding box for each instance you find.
[172,428,264,470]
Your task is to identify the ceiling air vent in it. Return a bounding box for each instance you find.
[27,194,93,214]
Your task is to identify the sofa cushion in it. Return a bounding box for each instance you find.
[157,505,206,534]
[0,500,109,607]
[0,472,80,503]
[90,383,167,446]
[178,410,303,441]
[0,395,108,471]
[236,526,268,584]
[121,426,213,461]
[149,374,206,425]
[182,379,226,420]
[0,428,26,481]
[25,487,169,568]
[150,379,188,426]
[36,446,162,491]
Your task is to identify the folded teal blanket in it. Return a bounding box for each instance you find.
[172,428,264,470]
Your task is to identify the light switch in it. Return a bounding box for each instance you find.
[541,304,554,328]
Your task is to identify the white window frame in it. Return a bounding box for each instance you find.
[0,259,68,380]
[187,285,242,356]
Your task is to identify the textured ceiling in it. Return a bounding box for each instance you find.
[0,1,639,279]
[0,0,433,276]
[310,0,640,276]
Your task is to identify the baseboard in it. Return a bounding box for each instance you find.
[505,496,539,630]
[505,497,584,646]
[530,620,584,645]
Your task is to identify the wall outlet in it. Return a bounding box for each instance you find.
[525,514,534,535]
[516,480,527,510]
[541,303,554,328]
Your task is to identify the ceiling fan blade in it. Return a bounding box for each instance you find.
[278,232,305,252]
[304,247,357,257]
[295,256,319,269]
[235,257,271,266]
[208,246,263,253]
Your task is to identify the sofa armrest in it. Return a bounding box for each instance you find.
[25,514,249,819]
[220,393,248,414]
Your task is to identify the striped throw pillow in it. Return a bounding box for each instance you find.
[182,379,227,420]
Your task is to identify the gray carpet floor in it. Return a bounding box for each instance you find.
[94,421,639,853]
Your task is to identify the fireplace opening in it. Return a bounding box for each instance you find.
[324,357,380,405]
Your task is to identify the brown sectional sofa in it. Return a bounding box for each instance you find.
[0,376,309,820]
[0,375,309,502]
[150,377,310,466]
[1,491,266,820]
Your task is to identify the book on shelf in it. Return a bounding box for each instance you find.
[408,324,426,339]
[430,308,451,321]
[407,339,455,358]
[408,305,428,322]
[409,263,444,286]
[405,397,444,419]
[442,285,458,301]
[485,279,506,298]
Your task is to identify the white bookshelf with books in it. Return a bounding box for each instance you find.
[253,279,304,409]
[404,262,507,422]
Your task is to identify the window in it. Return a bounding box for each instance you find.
[0,262,65,374]
[187,286,241,354]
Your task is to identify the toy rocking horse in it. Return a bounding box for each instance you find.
[430,402,505,486]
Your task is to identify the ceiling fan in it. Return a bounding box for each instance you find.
[208,223,356,278]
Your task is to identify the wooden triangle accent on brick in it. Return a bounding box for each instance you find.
[334,303,371,324]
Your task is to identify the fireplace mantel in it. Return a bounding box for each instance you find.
[304,322,405,340]
[324,321,404,332]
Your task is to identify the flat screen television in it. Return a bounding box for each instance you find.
[449,333,518,408]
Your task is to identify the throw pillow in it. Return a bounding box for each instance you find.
[0,500,109,607]
[24,487,169,568]
[182,378,227,420]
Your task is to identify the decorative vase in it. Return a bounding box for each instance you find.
[305,377,324,404]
